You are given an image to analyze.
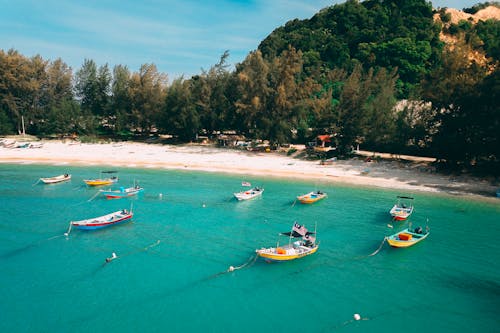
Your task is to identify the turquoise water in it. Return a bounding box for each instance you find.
[0,163,499,333]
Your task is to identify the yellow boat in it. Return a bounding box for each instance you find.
[387,225,429,248]
[256,222,318,262]
[84,171,118,186]
[297,191,327,204]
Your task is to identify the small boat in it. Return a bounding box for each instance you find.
[40,174,71,184]
[84,171,118,186]
[256,222,318,262]
[390,196,414,220]
[234,186,264,201]
[29,142,44,149]
[297,190,327,204]
[70,209,133,230]
[387,224,429,248]
[496,188,500,198]
[100,185,144,199]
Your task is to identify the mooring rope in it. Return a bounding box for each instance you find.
[87,191,101,202]
[227,253,258,272]
[32,179,41,186]
[103,240,161,264]
[368,237,387,257]
[323,313,370,332]
[64,222,72,236]
[0,234,65,259]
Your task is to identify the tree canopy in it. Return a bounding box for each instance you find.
[1,0,499,174]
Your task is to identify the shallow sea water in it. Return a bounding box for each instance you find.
[0,163,499,333]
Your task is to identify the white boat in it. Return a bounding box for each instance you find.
[390,196,414,221]
[100,185,144,199]
[234,187,264,201]
[40,174,71,184]
[70,209,133,230]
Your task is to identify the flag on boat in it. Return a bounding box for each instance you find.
[304,233,316,243]
[242,181,251,187]
[293,222,308,236]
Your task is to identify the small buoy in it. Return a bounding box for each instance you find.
[387,224,393,228]
[159,193,163,198]
[354,314,361,321]
[106,252,118,263]
[228,266,235,272]
[202,203,206,208]
[64,233,68,236]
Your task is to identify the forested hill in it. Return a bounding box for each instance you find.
[258,0,499,97]
[0,0,499,174]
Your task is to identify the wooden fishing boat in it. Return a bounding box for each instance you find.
[100,185,144,199]
[234,186,264,201]
[256,222,318,262]
[84,171,118,186]
[40,174,71,184]
[387,225,429,248]
[297,191,327,204]
[390,196,414,220]
[70,209,133,230]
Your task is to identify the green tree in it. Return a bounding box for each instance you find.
[128,64,167,134]
[422,41,488,167]
[111,65,132,135]
[74,59,98,115]
[234,50,271,137]
[160,77,199,141]
[34,58,75,135]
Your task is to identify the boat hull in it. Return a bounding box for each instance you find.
[40,174,71,184]
[256,245,318,261]
[234,188,264,201]
[84,178,118,186]
[101,187,144,199]
[297,192,327,204]
[387,229,429,248]
[71,211,132,230]
[390,205,413,220]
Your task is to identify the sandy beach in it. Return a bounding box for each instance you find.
[1,139,498,200]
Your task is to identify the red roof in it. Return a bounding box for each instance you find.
[317,135,332,142]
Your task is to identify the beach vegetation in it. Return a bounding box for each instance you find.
[0,0,499,175]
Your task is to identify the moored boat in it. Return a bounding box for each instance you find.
[390,196,414,220]
[70,209,133,230]
[256,222,318,262]
[100,185,144,199]
[40,174,71,184]
[84,171,118,186]
[297,190,327,204]
[387,225,429,248]
[234,186,264,201]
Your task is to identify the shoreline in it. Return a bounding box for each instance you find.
[1,140,498,201]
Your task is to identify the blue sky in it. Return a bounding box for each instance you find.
[0,0,482,78]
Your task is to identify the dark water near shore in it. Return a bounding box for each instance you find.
[0,164,499,332]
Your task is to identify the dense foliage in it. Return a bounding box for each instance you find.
[0,0,499,174]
